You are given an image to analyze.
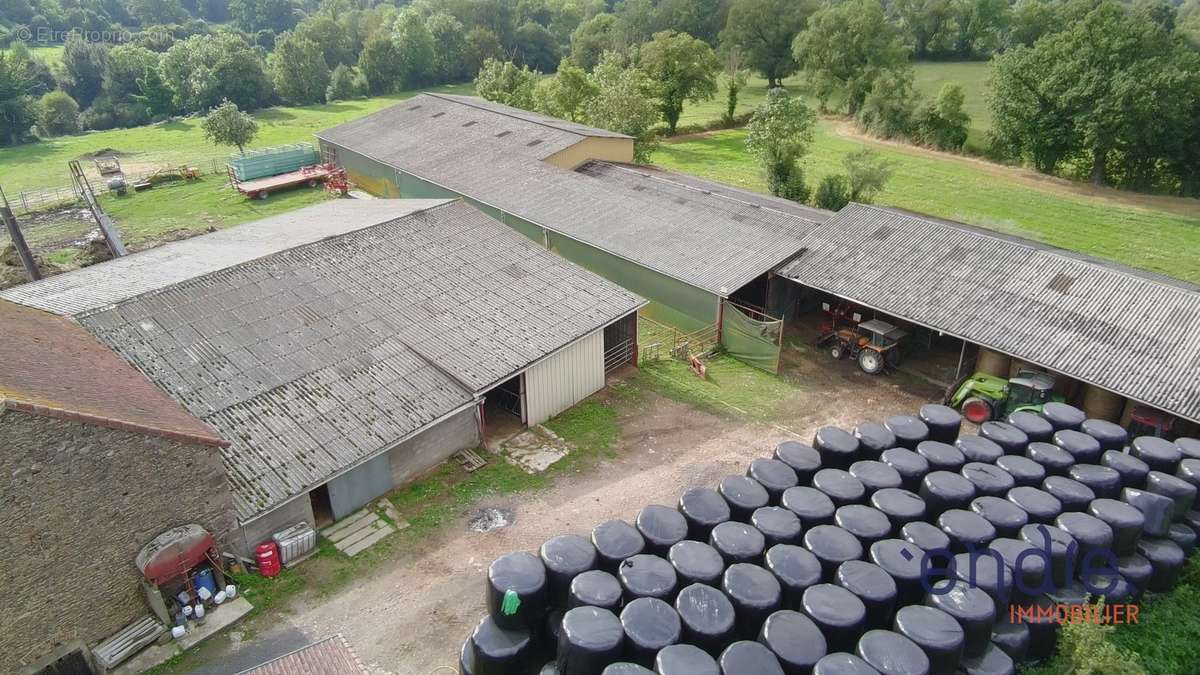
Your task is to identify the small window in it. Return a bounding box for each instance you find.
[496,130,511,137]
[462,120,477,127]
[526,139,543,147]
[431,111,446,118]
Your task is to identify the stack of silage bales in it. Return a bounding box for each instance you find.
[461,402,1200,675]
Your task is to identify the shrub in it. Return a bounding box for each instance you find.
[325,64,362,103]
[37,90,81,136]
[813,174,851,210]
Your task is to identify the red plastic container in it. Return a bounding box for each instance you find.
[255,541,280,578]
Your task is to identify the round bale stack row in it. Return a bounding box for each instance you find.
[461,402,1200,675]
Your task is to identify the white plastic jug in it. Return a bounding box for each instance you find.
[171,626,186,640]
[214,590,227,605]
[226,584,237,599]
[194,603,205,619]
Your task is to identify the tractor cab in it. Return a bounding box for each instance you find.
[1128,405,1174,439]
[1005,370,1056,415]
[819,318,908,375]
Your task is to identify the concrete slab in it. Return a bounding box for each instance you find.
[112,597,254,675]
[320,509,395,557]
[503,427,571,473]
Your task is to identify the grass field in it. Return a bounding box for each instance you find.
[3,43,64,66]
[655,127,1200,284]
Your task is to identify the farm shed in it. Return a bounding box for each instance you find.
[0,199,644,553]
[0,299,234,674]
[315,93,829,335]
[772,203,1200,428]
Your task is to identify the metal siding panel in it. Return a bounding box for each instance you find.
[526,330,604,426]
[327,452,393,520]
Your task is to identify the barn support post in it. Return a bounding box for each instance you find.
[955,340,968,379]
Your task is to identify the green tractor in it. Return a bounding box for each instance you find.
[946,369,1061,424]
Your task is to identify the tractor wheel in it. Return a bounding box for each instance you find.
[858,349,885,375]
[831,343,847,360]
[962,397,995,424]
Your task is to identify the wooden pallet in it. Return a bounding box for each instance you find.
[455,448,487,472]
[93,615,164,672]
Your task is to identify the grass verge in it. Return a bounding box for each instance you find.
[634,355,802,424]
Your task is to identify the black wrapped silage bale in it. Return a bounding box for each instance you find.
[938,509,997,553]
[1052,430,1102,465]
[958,643,1014,675]
[871,488,928,534]
[1177,458,1200,491]
[801,583,868,653]
[849,460,904,493]
[1136,538,1186,591]
[813,469,868,507]
[924,580,995,658]
[961,463,1015,498]
[956,436,1005,465]
[765,544,823,609]
[869,539,926,607]
[674,583,736,656]
[1145,471,1198,520]
[719,475,771,522]
[471,614,535,675]
[1086,498,1144,556]
[719,641,786,675]
[460,637,477,675]
[1040,476,1095,513]
[1080,419,1128,452]
[569,570,623,611]
[855,423,897,461]
[893,605,964,675]
[592,520,645,573]
[557,606,625,675]
[856,629,931,675]
[804,525,865,581]
[1102,450,1149,489]
[881,448,930,493]
[1018,524,1076,588]
[885,415,930,450]
[1043,579,1088,607]
[919,471,977,519]
[667,540,724,587]
[653,644,719,675]
[678,487,731,541]
[1040,402,1086,431]
[990,616,1030,664]
[1115,553,1153,596]
[710,521,767,565]
[1006,411,1054,444]
[994,456,1045,489]
[1179,437,1200,461]
[782,486,837,529]
[1168,522,1197,556]
[812,653,881,675]
[901,521,952,552]
[917,441,967,473]
[759,609,828,675]
[487,552,549,630]
[1078,571,1135,605]
[775,441,823,484]
[1130,436,1182,474]
[1187,510,1200,531]
[752,507,804,547]
[814,426,863,470]
[1122,487,1175,536]
[1025,442,1074,477]
[618,554,677,603]
[635,505,688,556]
[1067,464,1122,500]
[619,597,680,667]
[970,497,1028,539]
[979,422,1028,456]
[548,609,565,645]
[987,538,1047,603]
[920,404,962,444]
[1020,596,1059,662]
[835,505,893,550]
[601,664,652,675]
[749,458,800,505]
[542,535,599,608]
[951,552,1013,606]
[723,563,784,639]
[835,561,898,629]
[1006,487,1062,525]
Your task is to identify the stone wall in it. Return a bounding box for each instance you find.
[0,411,235,671]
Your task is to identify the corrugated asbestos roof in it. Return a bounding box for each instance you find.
[38,200,641,520]
[237,635,365,675]
[316,94,830,296]
[775,203,1200,423]
[0,199,451,316]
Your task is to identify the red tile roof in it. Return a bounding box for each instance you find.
[0,299,226,447]
[237,635,366,675]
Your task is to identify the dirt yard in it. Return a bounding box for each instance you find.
[166,356,940,675]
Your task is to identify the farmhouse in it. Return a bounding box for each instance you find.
[0,199,644,561]
[316,93,829,335]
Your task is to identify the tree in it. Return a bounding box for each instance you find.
[894,0,955,58]
[571,13,623,70]
[271,32,330,105]
[37,90,80,136]
[916,83,970,150]
[358,31,402,94]
[474,58,540,110]
[745,88,816,200]
[721,48,748,127]
[428,13,470,82]
[813,174,850,210]
[161,34,269,113]
[534,59,597,121]
[656,0,724,44]
[201,99,258,154]
[720,0,815,87]
[128,0,184,24]
[857,69,920,139]
[465,27,504,77]
[843,149,892,202]
[135,66,175,118]
[229,0,299,32]
[102,45,158,100]
[950,0,1011,58]
[792,0,911,115]
[639,30,720,135]
[210,51,274,112]
[1007,0,1059,47]
[61,34,109,109]
[294,15,355,69]
[326,63,362,102]
[515,21,560,72]
[392,8,437,88]
[584,51,660,162]
[0,50,37,145]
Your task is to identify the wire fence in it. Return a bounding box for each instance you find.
[637,313,719,365]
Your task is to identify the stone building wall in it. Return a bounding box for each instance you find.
[0,411,235,672]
